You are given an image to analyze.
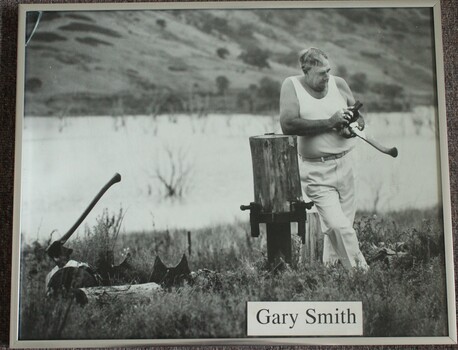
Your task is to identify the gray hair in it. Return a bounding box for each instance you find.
[298,48,328,74]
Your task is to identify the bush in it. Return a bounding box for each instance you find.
[215,75,230,95]
[156,19,166,29]
[75,36,113,47]
[71,209,125,271]
[256,77,281,110]
[349,72,369,93]
[371,82,405,100]
[276,50,299,68]
[238,47,270,69]
[216,47,230,59]
[26,78,43,92]
[201,16,230,35]
[33,32,67,42]
[369,82,410,111]
[59,22,122,38]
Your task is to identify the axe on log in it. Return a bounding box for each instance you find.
[46,173,121,264]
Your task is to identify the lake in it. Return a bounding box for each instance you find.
[20,108,443,242]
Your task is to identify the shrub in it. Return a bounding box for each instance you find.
[201,16,230,35]
[349,72,369,93]
[75,36,113,47]
[216,47,230,59]
[238,47,270,69]
[59,22,122,38]
[156,19,167,29]
[369,82,410,112]
[256,77,281,110]
[236,23,255,39]
[215,75,230,95]
[276,50,299,68]
[33,32,67,42]
[371,82,405,100]
[26,78,43,92]
[71,208,125,269]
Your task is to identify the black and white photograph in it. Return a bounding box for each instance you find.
[10,0,456,346]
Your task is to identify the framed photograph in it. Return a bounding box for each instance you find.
[10,0,456,347]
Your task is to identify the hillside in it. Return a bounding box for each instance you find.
[23,7,436,116]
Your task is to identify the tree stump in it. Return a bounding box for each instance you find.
[248,135,303,266]
[249,135,303,212]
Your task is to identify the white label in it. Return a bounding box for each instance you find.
[247,301,363,336]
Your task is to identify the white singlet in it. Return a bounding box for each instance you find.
[289,75,356,158]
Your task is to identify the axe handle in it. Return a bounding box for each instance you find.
[350,125,398,158]
[58,173,121,244]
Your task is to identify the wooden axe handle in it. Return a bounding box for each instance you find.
[58,173,121,245]
[350,125,398,158]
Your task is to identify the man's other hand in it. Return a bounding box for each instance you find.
[340,125,356,138]
[330,108,353,130]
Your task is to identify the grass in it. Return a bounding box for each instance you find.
[18,207,449,340]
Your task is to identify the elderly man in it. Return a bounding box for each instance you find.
[279,47,368,271]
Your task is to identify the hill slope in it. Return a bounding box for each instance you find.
[23,7,436,116]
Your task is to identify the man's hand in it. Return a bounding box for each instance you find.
[329,108,353,130]
[340,126,355,138]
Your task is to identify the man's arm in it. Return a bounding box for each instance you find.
[279,78,348,136]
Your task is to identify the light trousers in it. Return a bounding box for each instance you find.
[299,152,368,271]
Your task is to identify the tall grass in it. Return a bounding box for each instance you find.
[18,207,448,340]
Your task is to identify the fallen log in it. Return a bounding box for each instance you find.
[73,282,161,305]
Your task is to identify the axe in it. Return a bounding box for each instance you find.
[343,101,398,158]
[349,124,398,158]
[46,173,122,263]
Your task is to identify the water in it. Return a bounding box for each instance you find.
[20,109,442,242]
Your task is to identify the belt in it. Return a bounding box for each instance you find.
[300,149,351,163]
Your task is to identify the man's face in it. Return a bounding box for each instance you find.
[305,58,331,92]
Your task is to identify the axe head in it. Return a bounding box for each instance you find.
[149,254,191,287]
[46,241,73,263]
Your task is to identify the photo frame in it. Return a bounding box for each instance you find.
[10,0,456,347]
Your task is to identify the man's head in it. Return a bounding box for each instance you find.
[299,48,331,92]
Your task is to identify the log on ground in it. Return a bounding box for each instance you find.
[73,282,161,305]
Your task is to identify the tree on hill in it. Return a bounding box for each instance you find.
[238,47,270,69]
[256,77,281,110]
[202,16,230,35]
[216,76,230,96]
[216,47,230,59]
[349,72,369,93]
[156,19,167,29]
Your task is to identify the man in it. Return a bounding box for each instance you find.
[279,47,368,271]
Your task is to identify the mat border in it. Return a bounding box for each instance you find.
[10,0,456,347]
